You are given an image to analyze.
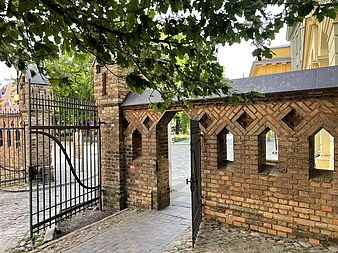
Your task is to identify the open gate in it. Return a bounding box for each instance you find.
[189,119,202,247]
[28,81,102,240]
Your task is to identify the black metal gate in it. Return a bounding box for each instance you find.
[28,82,101,239]
[0,110,26,186]
[189,119,202,247]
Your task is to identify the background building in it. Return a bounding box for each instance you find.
[250,14,338,172]
[250,45,291,77]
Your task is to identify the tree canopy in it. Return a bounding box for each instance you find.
[45,52,94,100]
[1,0,337,106]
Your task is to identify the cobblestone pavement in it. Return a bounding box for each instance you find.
[165,221,338,253]
[0,190,29,253]
[28,206,338,253]
[170,142,191,208]
[0,142,191,253]
[31,206,191,253]
[170,141,190,188]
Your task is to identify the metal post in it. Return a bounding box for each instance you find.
[28,79,34,243]
[168,122,172,190]
[98,118,102,211]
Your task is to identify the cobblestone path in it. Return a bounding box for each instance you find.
[65,206,190,253]
[166,221,338,253]
[30,206,338,253]
[0,190,29,253]
[170,142,191,208]
[32,206,191,253]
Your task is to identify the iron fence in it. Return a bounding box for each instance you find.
[28,82,101,239]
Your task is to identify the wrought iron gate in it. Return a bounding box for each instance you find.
[189,119,202,247]
[28,82,102,239]
[0,110,26,186]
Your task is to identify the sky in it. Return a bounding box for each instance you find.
[218,25,289,79]
[0,26,288,84]
[0,62,17,85]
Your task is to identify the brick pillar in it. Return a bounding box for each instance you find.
[156,111,177,209]
[19,76,53,182]
[93,64,130,211]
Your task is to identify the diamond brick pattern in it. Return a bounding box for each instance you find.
[200,113,213,129]
[143,116,153,130]
[237,111,254,129]
[282,109,303,129]
[95,64,338,244]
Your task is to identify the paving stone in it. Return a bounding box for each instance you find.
[328,246,338,252]
[273,245,284,252]
[299,241,313,248]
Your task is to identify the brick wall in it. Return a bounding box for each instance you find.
[188,97,338,242]
[94,64,338,242]
[122,96,338,242]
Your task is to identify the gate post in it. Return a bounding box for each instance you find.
[93,64,129,211]
[18,74,53,181]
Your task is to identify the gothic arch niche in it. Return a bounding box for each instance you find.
[258,128,279,175]
[310,128,334,182]
[217,127,234,170]
[132,129,142,160]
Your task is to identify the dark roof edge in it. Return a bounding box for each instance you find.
[122,65,338,107]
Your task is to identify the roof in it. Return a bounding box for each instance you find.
[25,66,49,85]
[270,44,290,49]
[252,57,291,66]
[122,65,338,107]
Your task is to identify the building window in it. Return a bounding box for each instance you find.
[15,130,20,148]
[217,127,234,169]
[0,130,3,147]
[7,129,11,147]
[132,129,142,160]
[102,72,107,96]
[259,128,278,175]
[310,128,334,181]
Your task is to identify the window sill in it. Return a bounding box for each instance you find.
[310,169,333,183]
[259,163,279,176]
[218,160,234,171]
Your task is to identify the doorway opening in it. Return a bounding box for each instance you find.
[168,111,191,208]
[155,111,202,247]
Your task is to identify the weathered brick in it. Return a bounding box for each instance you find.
[94,65,338,243]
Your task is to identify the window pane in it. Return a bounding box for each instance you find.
[226,133,234,162]
[266,130,278,162]
[314,129,334,170]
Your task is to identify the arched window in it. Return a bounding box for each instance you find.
[0,130,3,147]
[310,128,334,181]
[259,128,278,175]
[217,127,234,169]
[132,129,142,160]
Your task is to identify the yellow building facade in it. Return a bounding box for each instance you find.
[249,45,291,77]
[249,13,337,171]
[286,14,338,171]
[287,14,338,71]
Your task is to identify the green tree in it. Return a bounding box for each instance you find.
[1,0,337,106]
[174,112,190,135]
[45,52,94,100]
